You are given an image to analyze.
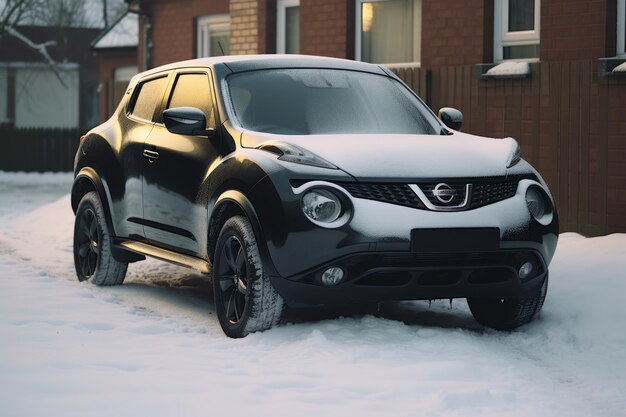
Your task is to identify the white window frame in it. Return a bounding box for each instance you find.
[618,0,625,57]
[197,14,230,58]
[494,0,541,62]
[354,0,421,65]
[276,0,300,54]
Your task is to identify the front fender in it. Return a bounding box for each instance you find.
[208,189,278,276]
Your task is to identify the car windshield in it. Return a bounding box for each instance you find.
[225,68,441,135]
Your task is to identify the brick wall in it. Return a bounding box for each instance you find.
[421,0,485,67]
[300,0,352,58]
[230,0,259,54]
[257,0,275,54]
[141,0,229,68]
[541,0,607,61]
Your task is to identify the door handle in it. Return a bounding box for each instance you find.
[143,149,159,163]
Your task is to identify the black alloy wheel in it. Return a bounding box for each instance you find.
[75,207,100,280]
[212,216,283,338]
[73,192,127,286]
[216,235,250,325]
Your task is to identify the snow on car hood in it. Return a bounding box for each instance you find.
[242,131,518,179]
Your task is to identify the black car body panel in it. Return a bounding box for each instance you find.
[72,54,558,310]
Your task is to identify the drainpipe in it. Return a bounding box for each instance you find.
[125,0,151,71]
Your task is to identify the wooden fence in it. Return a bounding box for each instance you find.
[391,62,626,235]
[0,126,80,172]
[1,64,623,234]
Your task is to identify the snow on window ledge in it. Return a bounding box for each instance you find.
[612,61,626,73]
[473,62,533,80]
[597,57,626,77]
[484,62,531,78]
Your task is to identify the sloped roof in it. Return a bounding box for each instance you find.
[91,12,138,50]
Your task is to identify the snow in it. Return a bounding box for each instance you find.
[485,62,531,77]
[92,12,138,49]
[613,61,626,73]
[1,172,625,417]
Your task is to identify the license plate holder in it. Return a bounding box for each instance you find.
[411,228,500,253]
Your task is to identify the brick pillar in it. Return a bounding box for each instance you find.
[301,0,352,59]
[230,0,259,55]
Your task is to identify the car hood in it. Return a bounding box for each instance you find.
[242,131,518,180]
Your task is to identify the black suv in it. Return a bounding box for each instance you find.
[72,55,558,338]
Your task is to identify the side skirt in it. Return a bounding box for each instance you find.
[115,240,210,274]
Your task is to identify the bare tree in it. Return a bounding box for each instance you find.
[1,0,126,84]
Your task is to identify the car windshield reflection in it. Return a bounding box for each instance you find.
[226,68,440,135]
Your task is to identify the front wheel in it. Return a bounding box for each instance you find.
[467,275,548,330]
[213,216,284,338]
[73,191,127,286]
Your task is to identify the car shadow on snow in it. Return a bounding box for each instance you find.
[124,270,485,333]
[282,301,485,332]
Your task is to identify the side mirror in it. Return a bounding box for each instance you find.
[163,107,214,137]
[438,107,463,131]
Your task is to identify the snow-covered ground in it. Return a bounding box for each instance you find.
[0,171,625,417]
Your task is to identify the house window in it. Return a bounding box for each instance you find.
[277,0,300,54]
[494,0,540,61]
[197,14,230,57]
[15,66,79,129]
[355,0,421,64]
[618,0,625,57]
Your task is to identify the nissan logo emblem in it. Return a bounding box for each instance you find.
[433,183,456,203]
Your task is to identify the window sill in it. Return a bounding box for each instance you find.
[381,62,421,69]
[597,57,626,77]
[473,62,533,80]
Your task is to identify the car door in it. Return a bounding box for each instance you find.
[141,69,221,256]
[115,74,169,240]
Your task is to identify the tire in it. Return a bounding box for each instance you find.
[73,191,127,286]
[213,216,284,338]
[467,274,548,330]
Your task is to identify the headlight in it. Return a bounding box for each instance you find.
[525,185,553,225]
[302,189,342,223]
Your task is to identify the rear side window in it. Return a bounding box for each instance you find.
[166,73,215,128]
[130,76,168,121]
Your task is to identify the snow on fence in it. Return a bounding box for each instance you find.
[0,126,79,172]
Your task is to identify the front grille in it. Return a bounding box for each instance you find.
[470,181,518,209]
[335,177,525,211]
[339,183,425,209]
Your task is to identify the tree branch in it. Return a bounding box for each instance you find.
[5,25,67,87]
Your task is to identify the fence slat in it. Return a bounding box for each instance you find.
[0,127,79,172]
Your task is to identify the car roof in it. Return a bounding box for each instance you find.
[139,54,389,78]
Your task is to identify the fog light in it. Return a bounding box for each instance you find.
[518,261,534,279]
[321,267,344,286]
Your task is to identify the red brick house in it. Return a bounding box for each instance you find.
[91,12,139,122]
[96,0,626,234]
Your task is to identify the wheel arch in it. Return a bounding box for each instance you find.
[208,190,277,276]
[71,167,115,233]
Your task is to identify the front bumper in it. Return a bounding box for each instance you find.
[270,249,548,307]
[249,177,558,307]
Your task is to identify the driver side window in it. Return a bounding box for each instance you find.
[166,73,215,128]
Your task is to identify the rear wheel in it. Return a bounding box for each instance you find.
[73,192,127,286]
[467,275,548,330]
[213,216,283,338]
